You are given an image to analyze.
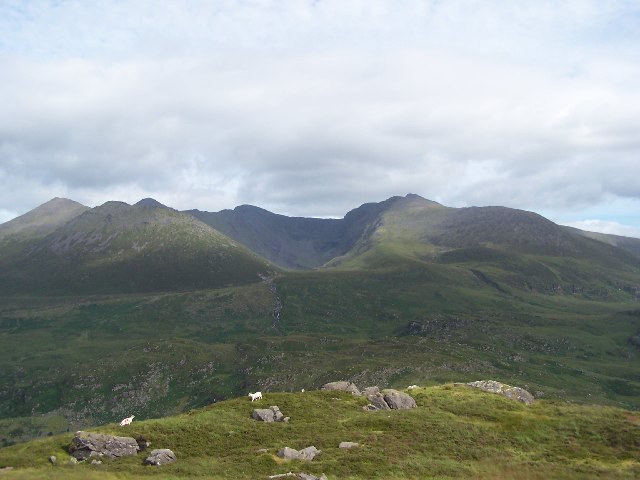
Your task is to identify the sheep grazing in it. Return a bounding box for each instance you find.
[119,415,135,426]
[248,391,262,402]
[407,385,419,390]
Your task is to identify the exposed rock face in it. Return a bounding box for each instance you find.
[252,405,289,422]
[467,380,535,405]
[277,446,321,461]
[144,448,177,466]
[382,389,417,409]
[69,431,140,461]
[321,381,361,396]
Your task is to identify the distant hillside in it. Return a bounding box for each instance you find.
[183,194,640,301]
[0,199,274,294]
[565,226,640,258]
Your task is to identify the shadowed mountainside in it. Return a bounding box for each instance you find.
[0,199,274,294]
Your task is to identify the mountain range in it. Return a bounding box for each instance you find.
[1,194,640,447]
[2,193,640,295]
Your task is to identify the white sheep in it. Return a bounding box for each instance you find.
[407,385,419,390]
[119,415,135,426]
[248,391,262,401]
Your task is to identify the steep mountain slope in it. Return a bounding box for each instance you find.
[0,199,274,294]
[186,195,437,269]
[0,197,89,242]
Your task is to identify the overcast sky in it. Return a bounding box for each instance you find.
[1,1,639,237]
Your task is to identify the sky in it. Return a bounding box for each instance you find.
[1,1,639,237]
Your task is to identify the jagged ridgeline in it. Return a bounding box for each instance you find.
[0,198,275,294]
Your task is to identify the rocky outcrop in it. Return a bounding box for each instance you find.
[252,405,289,422]
[144,448,176,466]
[277,446,321,461]
[467,380,535,405]
[363,388,416,411]
[321,381,361,396]
[69,431,140,461]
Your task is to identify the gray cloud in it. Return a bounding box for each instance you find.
[0,1,639,236]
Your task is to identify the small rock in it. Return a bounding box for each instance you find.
[69,457,78,464]
[277,447,303,461]
[90,459,102,465]
[299,446,320,461]
[49,455,56,465]
[144,448,177,466]
[277,446,321,462]
[339,441,360,449]
[298,474,328,480]
[252,406,288,422]
[321,381,361,396]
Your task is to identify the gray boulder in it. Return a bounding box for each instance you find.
[467,380,535,405]
[144,448,177,466]
[277,445,321,462]
[252,405,289,422]
[364,392,391,411]
[321,381,361,396]
[299,446,321,461]
[382,389,417,410]
[69,431,139,461]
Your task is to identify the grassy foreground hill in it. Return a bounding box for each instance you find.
[0,386,639,479]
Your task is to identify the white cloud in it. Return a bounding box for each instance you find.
[564,220,640,239]
[0,0,639,235]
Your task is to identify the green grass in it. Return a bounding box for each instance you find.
[0,386,639,479]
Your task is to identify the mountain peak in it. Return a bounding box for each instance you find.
[0,197,90,240]
[135,198,167,208]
